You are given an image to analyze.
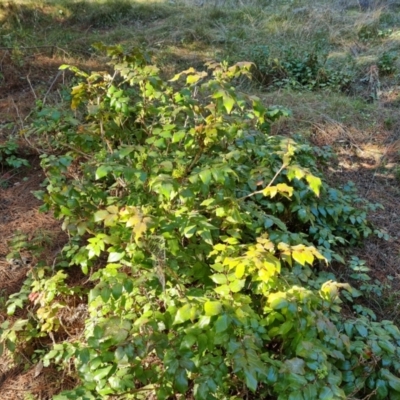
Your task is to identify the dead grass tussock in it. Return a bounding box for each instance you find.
[259,89,389,136]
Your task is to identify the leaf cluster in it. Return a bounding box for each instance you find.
[3,44,399,400]
[0,139,29,170]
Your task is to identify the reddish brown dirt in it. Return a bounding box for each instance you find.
[0,49,70,398]
[311,119,400,318]
[0,155,71,398]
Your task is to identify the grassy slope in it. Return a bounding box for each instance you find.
[0,0,400,397]
[2,0,400,126]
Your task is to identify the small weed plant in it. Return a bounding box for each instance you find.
[2,44,400,400]
[377,52,398,76]
[241,44,352,91]
[0,139,29,170]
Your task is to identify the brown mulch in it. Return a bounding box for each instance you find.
[0,156,65,284]
[0,161,71,399]
[311,118,400,310]
[0,364,77,400]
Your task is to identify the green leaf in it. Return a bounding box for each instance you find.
[204,301,222,316]
[109,376,123,390]
[118,146,135,158]
[94,210,109,222]
[319,387,334,400]
[289,392,304,400]
[278,321,293,336]
[285,358,305,374]
[355,324,368,338]
[100,287,111,303]
[223,96,235,114]
[181,334,197,349]
[199,169,212,185]
[382,369,400,392]
[378,340,395,354]
[5,339,16,352]
[60,205,73,216]
[174,369,188,393]
[244,368,257,392]
[93,325,104,339]
[95,165,111,180]
[112,283,123,300]
[123,279,134,293]
[159,161,173,171]
[215,314,229,333]
[210,274,227,284]
[183,225,197,238]
[303,384,318,400]
[93,366,113,382]
[297,208,308,221]
[197,333,208,354]
[384,323,400,339]
[214,284,230,297]
[78,348,91,364]
[199,230,213,245]
[172,130,186,143]
[174,304,192,325]
[229,279,245,293]
[108,252,124,262]
[269,297,288,310]
[287,373,307,388]
[376,379,388,399]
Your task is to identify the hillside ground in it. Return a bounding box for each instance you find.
[0,0,399,397]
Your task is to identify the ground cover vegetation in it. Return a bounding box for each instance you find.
[0,0,400,399]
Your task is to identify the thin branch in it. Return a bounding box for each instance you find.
[43,70,63,106]
[237,162,287,201]
[0,170,22,182]
[11,98,24,128]
[26,73,37,99]
[60,143,92,159]
[185,149,203,175]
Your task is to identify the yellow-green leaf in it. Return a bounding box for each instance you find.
[186,74,202,84]
[306,175,322,197]
[126,214,141,228]
[263,186,278,198]
[268,293,288,310]
[223,96,235,114]
[235,263,245,279]
[210,274,227,285]
[204,301,222,316]
[106,205,119,214]
[108,252,125,262]
[229,279,245,293]
[292,249,313,266]
[94,210,109,222]
[276,183,294,197]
